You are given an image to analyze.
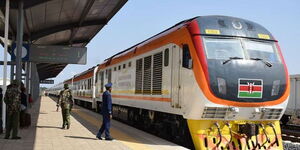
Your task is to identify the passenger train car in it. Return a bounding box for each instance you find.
[47,16,289,150]
[281,75,300,125]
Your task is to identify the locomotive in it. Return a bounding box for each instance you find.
[47,16,289,150]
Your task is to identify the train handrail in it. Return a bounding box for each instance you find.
[213,122,222,147]
[267,123,279,147]
[224,122,233,148]
[259,124,270,147]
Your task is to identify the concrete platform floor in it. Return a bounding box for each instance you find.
[0,96,189,150]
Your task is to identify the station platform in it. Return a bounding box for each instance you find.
[0,96,188,150]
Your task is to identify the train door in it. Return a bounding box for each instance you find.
[171,44,182,108]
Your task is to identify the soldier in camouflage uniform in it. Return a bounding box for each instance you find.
[57,84,73,129]
[4,80,21,139]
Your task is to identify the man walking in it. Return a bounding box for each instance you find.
[4,80,21,139]
[96,83,113,140]
[57,84,73,129]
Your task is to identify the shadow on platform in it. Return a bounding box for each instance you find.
[65,135,98,140]
[48,96,177,147]
[36,125,61,129]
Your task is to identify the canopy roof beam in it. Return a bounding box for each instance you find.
[31,19,107,41]
[69,0,96,45]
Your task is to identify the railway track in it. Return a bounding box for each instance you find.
[281,124,300,142]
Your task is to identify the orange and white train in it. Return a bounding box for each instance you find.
[47,16,289,150]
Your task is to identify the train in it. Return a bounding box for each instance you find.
[281,75,300,125]
[46,15,289,150]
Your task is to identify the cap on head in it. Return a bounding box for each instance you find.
[11,80,19,85]
[64,84,69,88]
[105,83,112,88]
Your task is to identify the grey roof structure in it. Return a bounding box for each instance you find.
[0,0,127,80]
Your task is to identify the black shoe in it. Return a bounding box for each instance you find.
[4,136,9,139]
[67,125,70,129]
[105,137,114,141]
[96,136,103,140]
[12,136,21,140]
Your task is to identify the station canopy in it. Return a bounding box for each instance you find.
[0,0,127,80]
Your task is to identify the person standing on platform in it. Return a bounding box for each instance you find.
[3,80,21,139]
[19,87,27,128]
[96,83,113,141]
[57,84,74,129]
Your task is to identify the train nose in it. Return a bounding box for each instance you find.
[207,59,286,103]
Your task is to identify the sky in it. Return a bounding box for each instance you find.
[1,0,300,86]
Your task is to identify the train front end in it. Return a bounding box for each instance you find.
[186,16,289,150]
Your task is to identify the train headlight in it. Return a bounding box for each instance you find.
[271,80,280,96]
[217,78,227,95]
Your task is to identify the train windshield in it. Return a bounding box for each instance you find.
[243,40,281,63]
[203,37,281,63]
[203,38,245,59]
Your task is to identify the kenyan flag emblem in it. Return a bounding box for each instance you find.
[238,79,263,98]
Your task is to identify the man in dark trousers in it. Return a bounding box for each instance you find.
[96,83,113,140]
[4,80,21,139]
[57,84,73,129]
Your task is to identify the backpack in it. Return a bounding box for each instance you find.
[60,89,73,110]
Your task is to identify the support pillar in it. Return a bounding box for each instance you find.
[2,0,10,131]
[30,62,40,101]
[15,0,24,81]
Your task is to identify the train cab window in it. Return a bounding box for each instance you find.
[123,64,126,69]
[128,62,131,67]
[118,65,121,70]
[182,44,192,69]
[243,40,281,63]
[203,38,244,60]
[164,48,169,67]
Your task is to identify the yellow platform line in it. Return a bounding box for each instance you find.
[72,108,152,150]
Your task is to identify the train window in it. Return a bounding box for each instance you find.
[118,65,121,70]
[89,79,90,89]
[100,71,104,92]
[85,80,87,89]
[128,62,131,67]
[89,79,91,89]
[123,64,126,69]
[114,67,116,71]
[182,44,192,69]
[164,48,169,66]
[95,73,98,83]
[90,78,92,89]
